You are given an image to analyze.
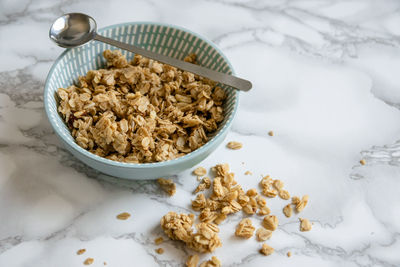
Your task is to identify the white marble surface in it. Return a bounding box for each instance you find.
[1,0,400,266]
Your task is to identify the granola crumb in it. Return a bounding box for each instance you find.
[192,193,207,211]
[258,205,271,216]
[76,249,86,255]
[292,196,300,205]
[295,195,309,213]
[268,131,274,136]
[360,159,366,165]
[246,188,258,197]
[283,204,292,218]
[235,218,255,239]
[272,180,284,191]
[154,237,164,245]
[299,218,312,232]
[199,256,221,267]
[256,228,273,242]
[244,171,252,175]
[260,243,274,256]
[157,178,176,196]
[214,213,227,225]
[155,248,164,254]
[278,189,290,200]
[103,262,107,265]
[193,167,207,177]
[287,251,292,257]
[84,258,94,265]
[227,141,243,150]
[116,212,131,220]
[194,177,211,193]
[263,215,278,231]
[186,254,200,267]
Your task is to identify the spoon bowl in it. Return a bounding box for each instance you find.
[49,13,97,48]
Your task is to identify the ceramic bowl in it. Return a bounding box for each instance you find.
[44,22,239,179]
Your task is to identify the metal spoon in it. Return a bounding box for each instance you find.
[49,13,252,91]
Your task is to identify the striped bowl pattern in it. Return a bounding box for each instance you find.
[44,22,239,180]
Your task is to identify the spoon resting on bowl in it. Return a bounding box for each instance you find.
[49,13,252,92]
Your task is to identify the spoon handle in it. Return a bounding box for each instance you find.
[94,34,252,92]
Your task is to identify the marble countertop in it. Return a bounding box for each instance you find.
[1,0,400,266]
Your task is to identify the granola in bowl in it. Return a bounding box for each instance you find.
[57,50,227,163]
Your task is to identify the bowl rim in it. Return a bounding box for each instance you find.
[44,21,239,169]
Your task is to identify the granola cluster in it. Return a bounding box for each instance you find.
[157,178,176,196]
[160,212,222,253]
[57,50,226,163]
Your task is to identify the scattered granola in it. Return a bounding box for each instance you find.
[256,228,273,242]
[157,178,176,196]
[154,237,164,245]
[84,258,94,265]
[270,179,291,200]
[76,249,86,255]
[199,256,221,267]
[283,204,292,218]
[360,159,366,165]
[186,255,200,267]
[226,141,243,150]
[299,218,312,232]
[263,215,278,231]
[268,131,274,136]
[160,163,312,260]
[235,218,255,239]
[193,167,207,177]
[241,189,270,217]
[287,251,292,257]
[244,171,252,175]
[155,248,164,254]
[116,212,131,220]
[260,243,274,256]
[57,50,227,163]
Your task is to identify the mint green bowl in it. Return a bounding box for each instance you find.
[44,22,239,180]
